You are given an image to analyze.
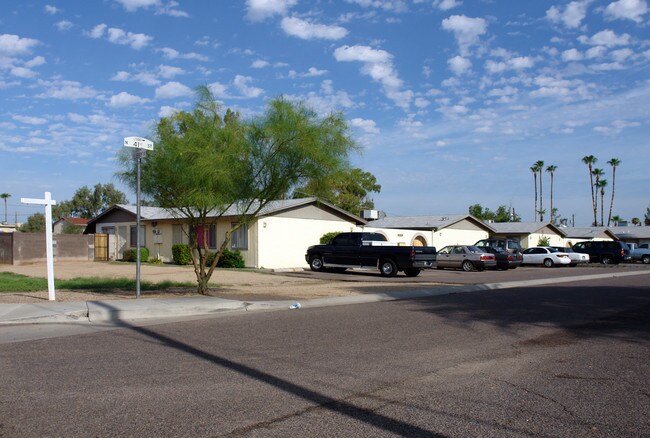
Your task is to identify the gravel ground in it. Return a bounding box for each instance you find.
[0,261,417,304]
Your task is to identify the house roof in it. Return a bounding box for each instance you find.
[55,217,89,226]
[366,214,495,232]
[560,226,617,240]
[85,197,366,233]
[612,226,650,240]
[489,222,567,237]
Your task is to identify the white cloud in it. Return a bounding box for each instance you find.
[251,59,270,68]
[433,0,462,11]
[334,45,412,110]
[44,5,60,14]
[441,15,487,56]
[108,91,151,107]
[10,67,36,78]
[585,46,607,58]
[158,65,184,79]
[155,81,193,99]
[485,60,507,74]
[55,20,73,31]
[562,48,584,61]
[593,119,640,135]
[350,118,380,134]
[24,56,46,68]
[604,0,648,23]
[106,27,153,50]
[508,56,535,69]
[281,16,348,40]
[114,0,158,11]
[610,47,634,62]
[546,0,592,28]
[578,29,631,47]
[208,82,229,98]
[158,47,209,61]
[88,24,107,39]
[158,106,179,118]
[111,71,131,81]
[289,67,328,78]
[13,115,48,125]
[36,79,98,100]
[233,75,264,98]
[0,34,40,55]
[114,0,188,16]
[246,0,297,22]
[448,55,471,75]
[346,0,408,12]
[484,56,534,73]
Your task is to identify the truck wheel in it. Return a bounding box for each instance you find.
[404,268,420,277]
[461,260,474,272]
[642,255,650,264]
[309,255,325,272]
[379,259,397,277]
[601,255,612,265]
[543,258,554,268]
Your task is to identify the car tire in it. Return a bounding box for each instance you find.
[461,260,474,272]
[404,268,420,277]
[379,259,398,277]
[309,255,325,272]
[601,255,613,265]
[543,258,554,268]
[642,255,650,264]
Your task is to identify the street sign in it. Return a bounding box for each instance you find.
[124,136,154,151]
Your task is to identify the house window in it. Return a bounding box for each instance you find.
[172,224,185,245]
[197,224,217,249]
[129,225,145,247]
[230,223,248,250]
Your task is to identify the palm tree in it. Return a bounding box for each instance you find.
[582,155,598,227]
[0,193,10,224]
[545,165,557,223]
[606,158,621,227]
[611,215,622,226]
[592,168,605,226]
[598,179,607,227]
[534,160,545,221]
[530,165,539,221]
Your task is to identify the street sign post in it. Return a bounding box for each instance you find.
[21,192,57,301]
[124,137,154,298]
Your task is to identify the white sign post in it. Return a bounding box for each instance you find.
[124,137,154,299]
[21,192,57,301]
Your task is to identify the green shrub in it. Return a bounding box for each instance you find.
[205,248,245,268]
[172,244,192,265]
[537,236,551,247]
[320,231,341,244]
[122,247,150,262]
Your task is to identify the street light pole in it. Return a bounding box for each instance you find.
[124,137,154,299]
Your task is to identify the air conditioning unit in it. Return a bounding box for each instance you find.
[362,210,379,220]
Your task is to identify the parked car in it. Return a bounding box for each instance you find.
[474,238,522,254]
[626,243,650,264]
[571,240,631,265]
[305,232,437,277]
[522,247,572,267]
[436,245,496,271]
[479,246,523,270]
[550,246,589,267]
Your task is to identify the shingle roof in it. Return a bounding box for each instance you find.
[612,226,650,239]
[490,222,567,237]
[561,227,616,239]
[367,214,494,232]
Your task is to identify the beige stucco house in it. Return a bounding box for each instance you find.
[53,217,89,234]
[363,214,495,249]
[489,222,567,248]
[612,226,650,246]
[85,198,366,269]
[560,227,617,247]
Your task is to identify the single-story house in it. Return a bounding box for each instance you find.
[488,222,567,249]
[611,226,650,246]
[560,227,617,247]
[364,214,495,249]
[85,197,366,269]
[0,223,19,233]
[53,217,89,234]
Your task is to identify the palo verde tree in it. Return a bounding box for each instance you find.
[54,183,128,220]
[118,86,357,294]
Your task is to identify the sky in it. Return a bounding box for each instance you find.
[1,0,649,227]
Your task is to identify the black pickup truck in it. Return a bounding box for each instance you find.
[305,232,436,277]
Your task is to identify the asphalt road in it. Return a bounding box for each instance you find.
[1,274,649,437]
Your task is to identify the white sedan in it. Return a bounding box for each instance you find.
[551,246,589,266]
[522,246,572,267]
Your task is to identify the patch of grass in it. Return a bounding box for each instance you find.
[0,272,195,293]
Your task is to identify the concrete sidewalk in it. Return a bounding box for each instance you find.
[2,269,649,326]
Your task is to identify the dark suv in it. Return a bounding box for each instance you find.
[571,240,631,264]
[474,238,522,254]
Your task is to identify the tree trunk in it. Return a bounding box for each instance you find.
[533,173,538,222]
[539,172,543,222]
[549,173,554,223]
[607,167,616,227]
[588,165,596,226]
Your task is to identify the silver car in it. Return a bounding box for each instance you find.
[436,245,496,271]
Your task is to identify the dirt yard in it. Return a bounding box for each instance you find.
[0,261,425,304]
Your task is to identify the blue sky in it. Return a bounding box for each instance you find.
[1,0,649,226]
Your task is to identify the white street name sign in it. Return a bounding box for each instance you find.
[124,136,154,151]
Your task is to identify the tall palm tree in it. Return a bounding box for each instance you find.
[606,158,621,227]
[592,168,605,226]
[0,193,10,224]
[534,160,545,221]
[611,215,622,226]
[582,155,598,227]
[530,164,539,221]
[545,165,557,223]
[598,179,607,227]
